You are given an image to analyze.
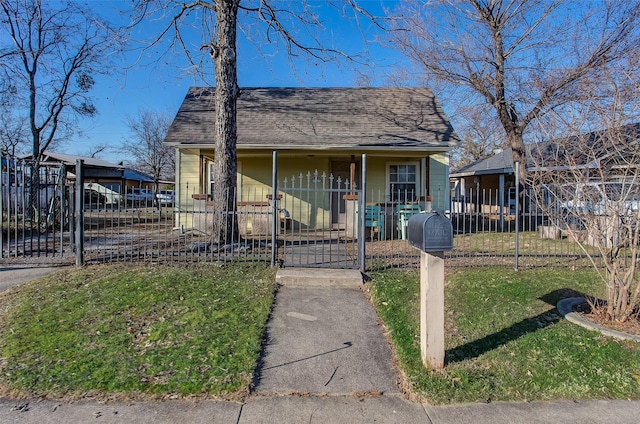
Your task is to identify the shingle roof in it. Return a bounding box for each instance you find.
[124,168,154,182]
[451,148,516,177]
[450,122,640,177]
[39,151,123,169]
[164,87,459,150]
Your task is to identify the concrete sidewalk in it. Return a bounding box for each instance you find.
[0,266,639,423]
[2,396,640,423]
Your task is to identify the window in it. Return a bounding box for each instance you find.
[388,162,419,203]
[208,162,215,195]
[207,160,242,200]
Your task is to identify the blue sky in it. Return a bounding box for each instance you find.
[70,0,409,164]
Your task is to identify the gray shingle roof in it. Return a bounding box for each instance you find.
[39,151,123,169]
[451,148,515,177]
[450,122,640,177]
[164,87,459,150]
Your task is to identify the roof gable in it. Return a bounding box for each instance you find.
[164,87,459,150]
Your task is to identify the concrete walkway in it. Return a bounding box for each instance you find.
[1,266,640,423]
[254,280,398,395]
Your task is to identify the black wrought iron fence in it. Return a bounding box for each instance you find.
[1,155,607,270]
[0,157,69,260]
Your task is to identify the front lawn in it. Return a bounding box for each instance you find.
[0,264,277,400]
[368,267,640,404]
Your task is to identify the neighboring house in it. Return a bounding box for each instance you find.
[164,87,459,232]
[34,152,171,191]
[36,151,124,183]
[37,152,125,196]
[450,148,517,202]
[123,168,155,191]
[17,151,125,207]
[449,123,640,216]
[449,147,518,216]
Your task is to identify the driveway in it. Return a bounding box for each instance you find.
[0,266,59,291]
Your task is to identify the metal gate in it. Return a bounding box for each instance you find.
[2,154,368,269]
[1,157,72,261]
[277,169,362,269]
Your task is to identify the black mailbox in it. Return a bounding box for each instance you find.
[407,212,453,252]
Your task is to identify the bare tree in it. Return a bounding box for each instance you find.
[390,0,640,180]
[130,0,381,243]
[0,113,29,157]
[450,105,505,169]
[0,0,116,161]
[83,143,111,159]
[122,110,174,195]
[529,72,640,323]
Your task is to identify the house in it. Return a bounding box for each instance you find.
[37,151,124,184]
[10,151,126,207]
[450,148,517,204]
[164,87,459,234]
[123,168,155,191]
[449,123,640,217]
[26,152,176,203]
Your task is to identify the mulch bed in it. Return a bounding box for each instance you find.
[573,301,640,336]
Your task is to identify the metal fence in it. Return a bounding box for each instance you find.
[2,155,603,271]
[1,158,70,260]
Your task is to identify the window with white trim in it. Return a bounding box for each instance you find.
[388,162,419,203]
[208,162,215,196]
[207,160,242,200]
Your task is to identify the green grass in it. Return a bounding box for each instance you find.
[368,267,640,404]
[453,230,597,255]
[362,230,607,271]
[0,263,277,400]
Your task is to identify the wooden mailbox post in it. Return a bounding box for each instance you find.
[407,212,453,370]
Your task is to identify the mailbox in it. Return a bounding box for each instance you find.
[407,212,453,252]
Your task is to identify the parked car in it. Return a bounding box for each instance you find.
[155,190,175,206]
[83,189,106,207]
[125,188,154,206]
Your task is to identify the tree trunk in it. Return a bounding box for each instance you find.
[506,127,527,183]
[212,0,240,244]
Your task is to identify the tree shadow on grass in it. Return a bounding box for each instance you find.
[445,288,585,365]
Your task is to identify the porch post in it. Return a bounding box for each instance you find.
[350,155,356,196]
[359,154,367,272]
[271,151,278,267]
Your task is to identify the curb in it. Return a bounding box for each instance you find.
[557,297,640,342]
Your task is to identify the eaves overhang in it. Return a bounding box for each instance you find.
[164,143,454,153]
[450,167,514,178]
